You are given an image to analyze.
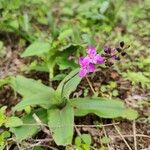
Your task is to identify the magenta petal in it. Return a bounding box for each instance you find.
[94,54,104,64]
[79,68,87,77]
[87,46,96,58]
[79,56,90,67]
[88,63,95,73]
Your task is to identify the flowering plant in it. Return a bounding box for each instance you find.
[0,42,137,147]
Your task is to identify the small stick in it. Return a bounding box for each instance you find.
[113,125,132,150]
[33,113,50,135]
[133,120,137,150]
[110,134,150,139]
[75,122,120,128]
[102,126,111,150]
[74,124,82,136]
[33,138,53,142]
[86,76,95,94]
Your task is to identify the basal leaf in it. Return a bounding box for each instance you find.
[56,68,81,99]
[47,103,74,146]
[10,109,47,141]
[13,93,53,111]
[10,76,54,97]
[122,108,138,120]
[21,41,50,57]
[10,76,58,110]
[70,98,138,120]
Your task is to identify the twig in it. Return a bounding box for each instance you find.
[102,126,111,150]
[74,124,82,136]
[39,144,59,150]
[40,145,58,150]
[33,114,50,135]
[110,134,150,139]
[6,138,23,150]
[113,125,132,150]
[76,122,120,128]
[21,142,58,150]
[86,76,95,94]
[133,120,137,150]
[33,138,53,142]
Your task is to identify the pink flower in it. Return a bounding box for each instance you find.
[79,57,95,77]
[87,46,104,64]
[79,46,104,77]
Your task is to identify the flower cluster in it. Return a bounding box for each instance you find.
[79,46,104,77]
[79,41,129,78]
[102,41,128,66]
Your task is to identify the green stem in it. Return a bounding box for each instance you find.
[86,77,96,95]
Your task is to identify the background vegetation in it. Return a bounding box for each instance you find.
[0,0,150,149]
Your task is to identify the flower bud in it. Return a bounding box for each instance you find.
[120,41,124,48]
[116,48,122,52]
[121,52,127,56]
[115,56,120,60]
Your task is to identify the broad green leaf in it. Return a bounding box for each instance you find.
[56,56,77,70]
[10,76,57,110]
[13,93,53,111]
[56,68,81,99]
[47,103,74,146]
[70,98,138,120]
[5,117,23,128]
[122,108,138,120]
[10,109,47,141]
[10,76,54,98]
[21,41,50,57]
